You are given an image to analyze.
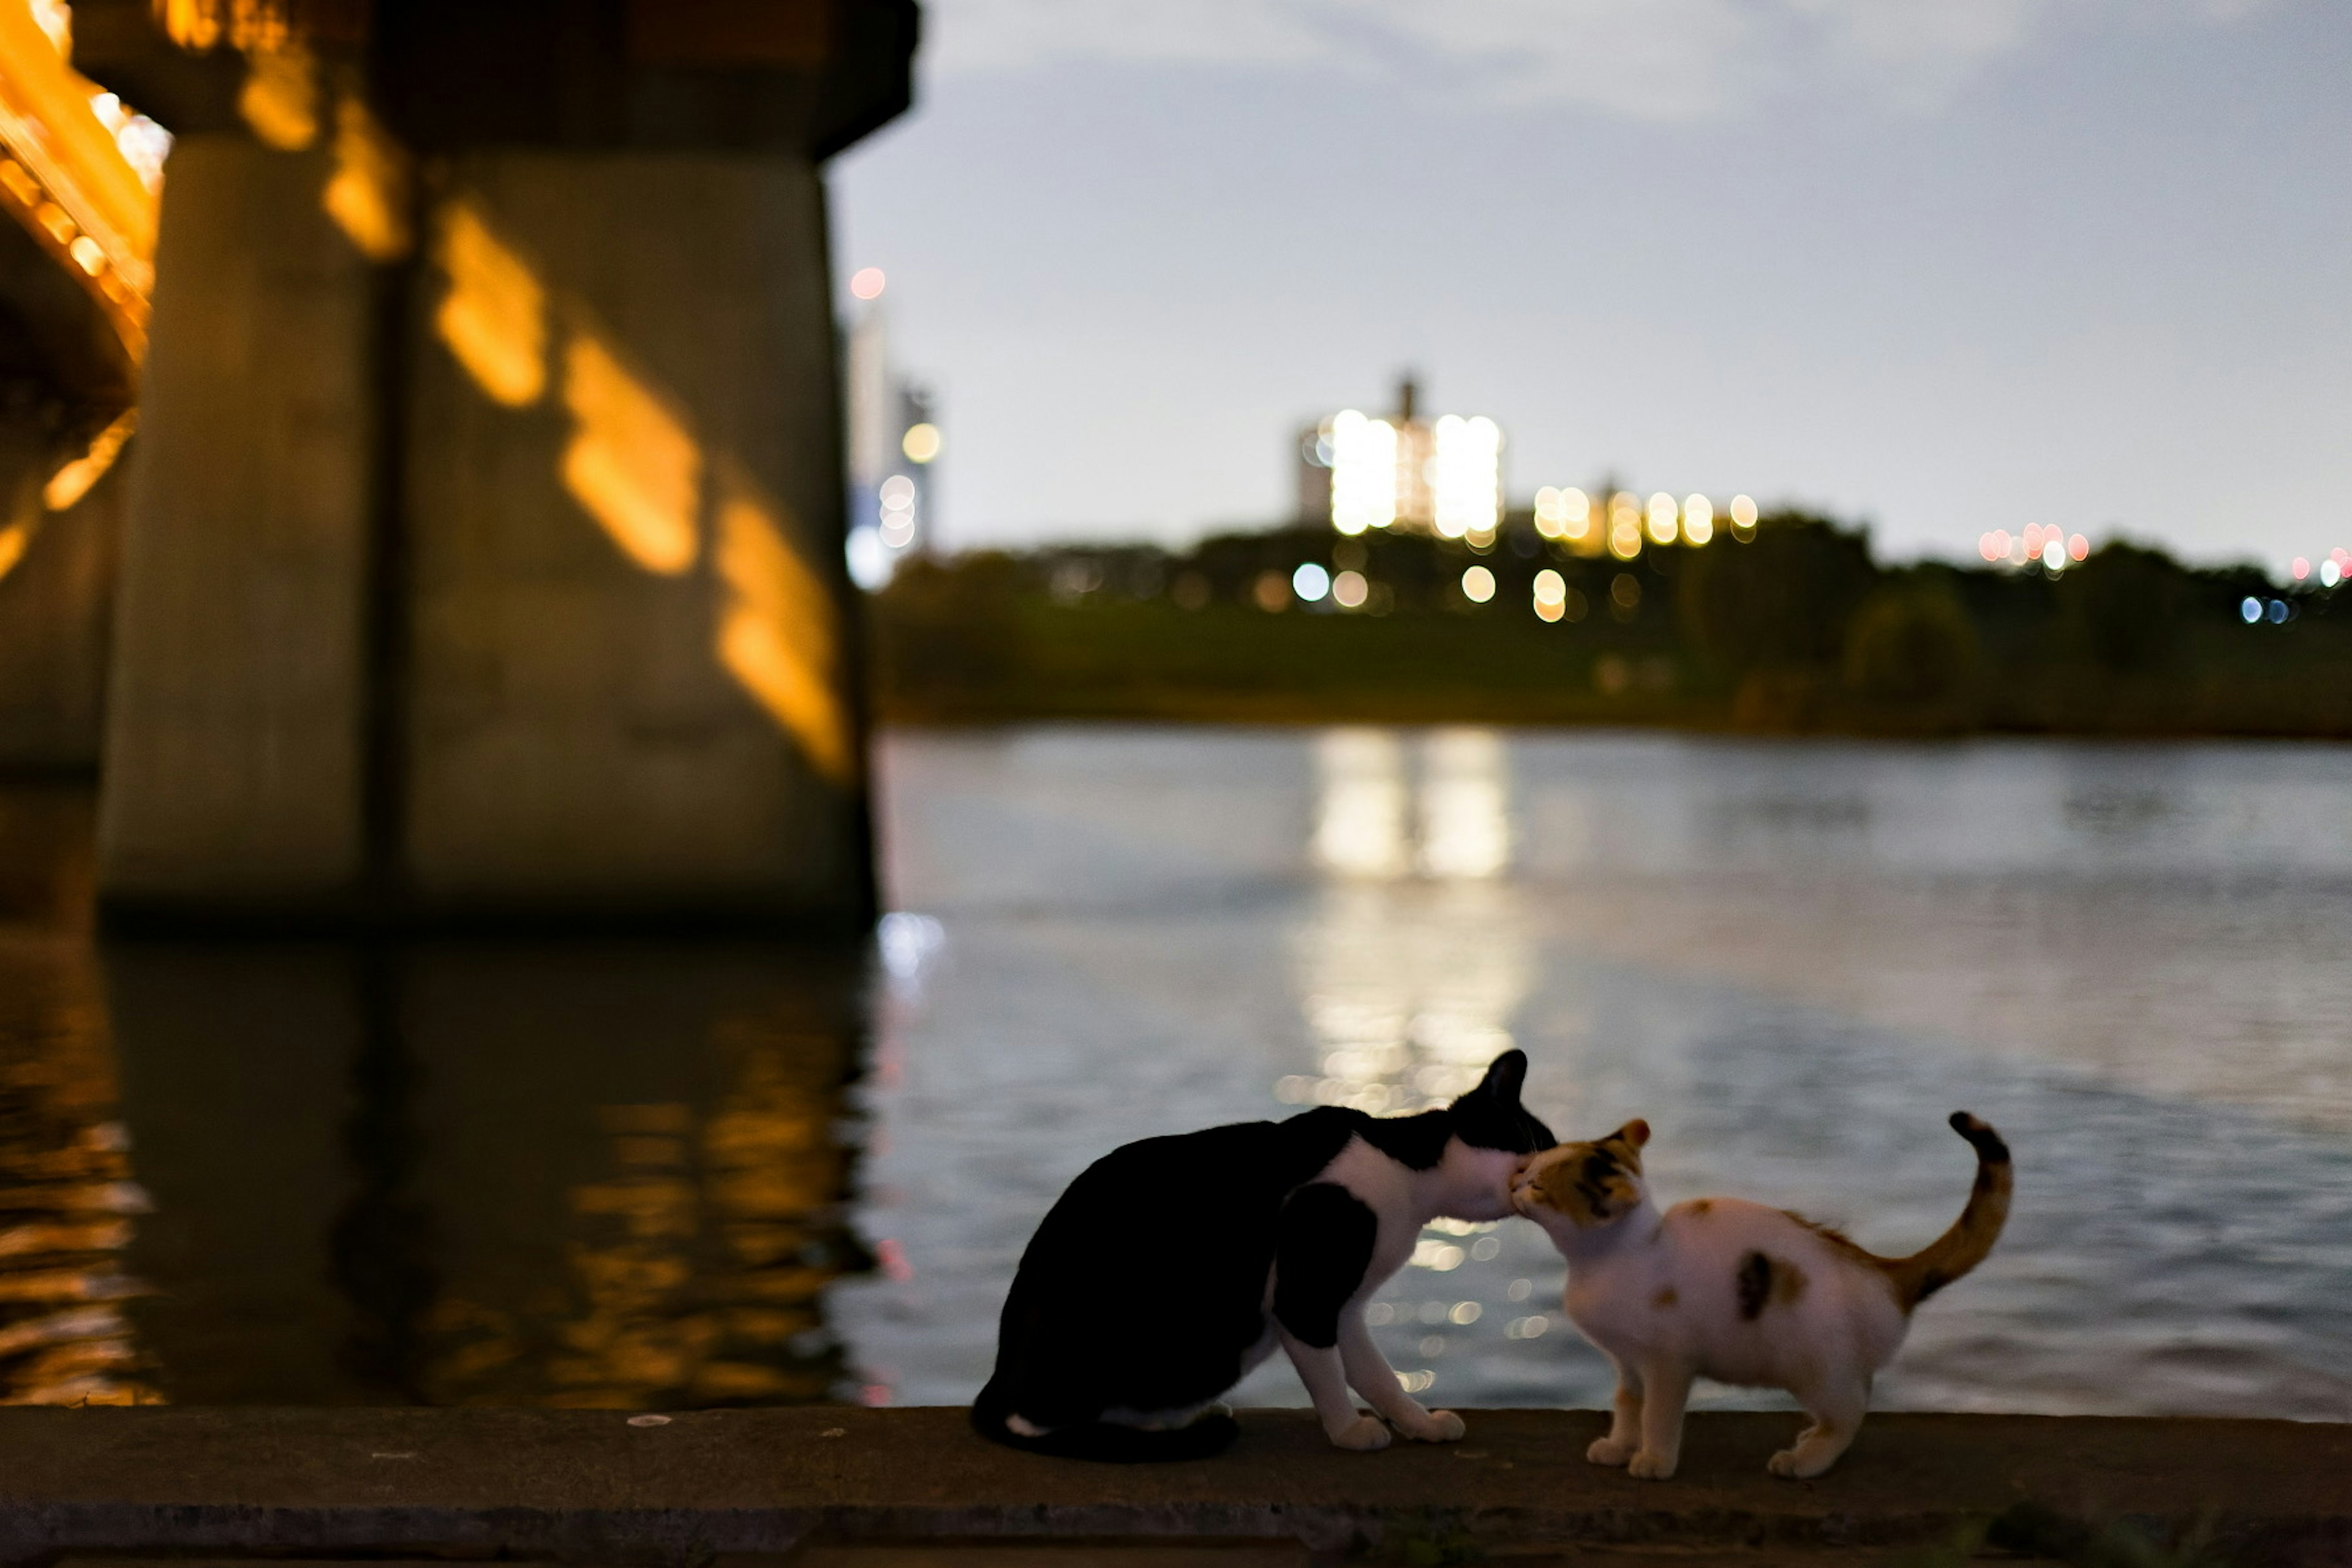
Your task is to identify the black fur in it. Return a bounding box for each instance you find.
[971,1050,1551,1461]
[1950,1111,2011,1166]
[1272,1183,1380,1348]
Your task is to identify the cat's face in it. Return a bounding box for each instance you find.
[1510,1120,1651,1234]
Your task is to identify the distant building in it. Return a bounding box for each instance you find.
[1295,375,1501,541]
[845,289,940,588]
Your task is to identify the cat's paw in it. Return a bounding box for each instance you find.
[1768,1447,1836,1480]
[1330,1414,1393,1452]
[1626,1449,1679,1480]
[1397,1409,1466,1443]
[1586,1437,1634,1467]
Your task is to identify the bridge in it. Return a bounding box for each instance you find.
[0,0,913,927]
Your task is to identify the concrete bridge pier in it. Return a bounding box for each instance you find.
[92,1,915,929]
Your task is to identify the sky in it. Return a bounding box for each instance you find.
[831,1,2352,572]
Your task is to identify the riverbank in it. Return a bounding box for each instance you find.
[1,1407,2346,1566]
[868,522,2352,737]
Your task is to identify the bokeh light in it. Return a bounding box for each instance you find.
[901,423,940,463]
[1330,409,1398,536]
[1532,568,1565,622]
[1432,415,1502,540]
[1293,562,1332,602]
[1645,492,1678,546]
[849,266,885,300]
[1460,565,1496,603]
[1332,568,1370,608]
[1681,494,1713,546]
[1608,492,1643,560]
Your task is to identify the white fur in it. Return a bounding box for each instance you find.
[1271,1134,1521,1450]
[1513,1160,1910,1481]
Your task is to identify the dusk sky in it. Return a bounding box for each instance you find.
[832,1,2350,573]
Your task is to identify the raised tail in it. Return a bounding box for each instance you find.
[970,1381,1239,1464]
[1874,1112,2012,1311]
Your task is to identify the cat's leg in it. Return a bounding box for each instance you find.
[1272,1183,1387,1451]
[1279,1327,1391,1450]
[1337,1313,1464,1442]
[1586,1355,1643,1467]
[1768,1371,1870,1479]
[1627,1359,1693,1480]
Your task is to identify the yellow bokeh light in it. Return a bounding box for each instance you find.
[901,422,940,464]
[1607,493,1643,560]
[435,199,546,407]
[1645,491,1678,546]
[1681,494,1713,546]
[1533,485,1564,539]
[561,335,702,575]
[1461,565,1496,603]
[1730,494,1758,538]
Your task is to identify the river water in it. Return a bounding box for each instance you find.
[0,728,2346,1417]
[848,728,2352,1420]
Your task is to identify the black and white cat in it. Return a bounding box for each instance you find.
[971,1050,1555,1461]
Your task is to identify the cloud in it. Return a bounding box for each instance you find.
[923,0,2271,120]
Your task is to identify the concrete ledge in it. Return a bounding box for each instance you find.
[1,1408,2346,1566]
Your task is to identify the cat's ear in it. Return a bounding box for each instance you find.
[1614,1118,1651,1148]
[1475,1049,1529,1104]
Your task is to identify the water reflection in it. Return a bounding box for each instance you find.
[102,940,869,1406]
[1284,728,1553,1400]
[0,786,157,1404]
[1291,728,1530,1114]
[860,727,2352,1419]
[0,781,875,1409]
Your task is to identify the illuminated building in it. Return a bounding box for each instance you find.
[845,281,938,589]
[1298,375,1501,539]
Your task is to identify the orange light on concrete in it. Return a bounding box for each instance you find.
[561,334,703,575]
[436,200,546,407]
[322,94,410,262]
[238,41,320,151]
[715,477,853,784]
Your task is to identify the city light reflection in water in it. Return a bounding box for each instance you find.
[0,785,872,1406]
[855,728,2352,1420]
[4,733,2351,1414]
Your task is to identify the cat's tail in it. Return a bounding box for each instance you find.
[968,1382,1240,1464]
[1874,1112,2012,1312]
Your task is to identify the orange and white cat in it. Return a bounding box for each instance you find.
[1511,1112,2011,1480]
